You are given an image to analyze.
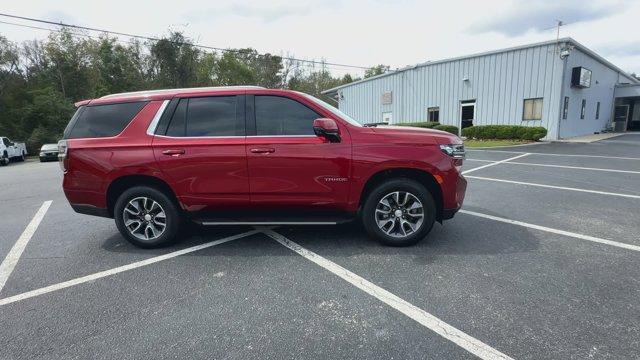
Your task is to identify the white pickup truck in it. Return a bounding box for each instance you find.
[0,137,27,166]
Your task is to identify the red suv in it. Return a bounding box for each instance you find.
[60,86,466,247]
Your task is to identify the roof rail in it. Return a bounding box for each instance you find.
[100,86,266,99]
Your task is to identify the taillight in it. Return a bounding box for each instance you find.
[58,140,68,172]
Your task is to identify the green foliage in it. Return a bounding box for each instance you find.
[396,121,440,128]
[462,125,547,141]
[433,125,459,135]
[0,30,360,151]
[364,64,390,78]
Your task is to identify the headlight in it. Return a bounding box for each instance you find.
[439,144,465,159]
[40,152,45,156]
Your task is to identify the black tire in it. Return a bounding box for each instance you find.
[0,152,8,166]
[361,178,436,246]
[114,186,181,248]
[18,152,25,162]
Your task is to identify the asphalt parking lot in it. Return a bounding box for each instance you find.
[1,134,639,360]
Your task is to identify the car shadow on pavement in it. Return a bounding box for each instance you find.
[101,211,541,261]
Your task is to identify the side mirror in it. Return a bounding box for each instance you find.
[313,118,341,143]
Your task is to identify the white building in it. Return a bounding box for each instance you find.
[322,38,640,140]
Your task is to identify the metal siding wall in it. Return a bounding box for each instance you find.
[336,43,565,138]
[558,48,620,138]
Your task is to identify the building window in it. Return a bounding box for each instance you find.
[562,97,569,119]
[596,102,600,119]
[523,98,543,120]
[427,107,439,122]
[580,99,586,119]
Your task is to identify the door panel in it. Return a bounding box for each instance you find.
[246,136,351,208]
[152,94,249,211]
[153,136,249,210]
[245,94,351,209]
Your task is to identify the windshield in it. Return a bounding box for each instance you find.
[298,92,363,127]
[41,144,58,150]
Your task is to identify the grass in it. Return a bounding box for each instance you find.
[463,139,534,148]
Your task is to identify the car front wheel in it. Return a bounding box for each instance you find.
[362,178,436,246]
[114,186,181,248]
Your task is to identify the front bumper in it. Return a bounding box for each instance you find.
[441,174,467,220]
[39,155,58,161]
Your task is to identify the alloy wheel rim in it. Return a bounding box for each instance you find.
[123,197,167,241]
[375,191,424,238]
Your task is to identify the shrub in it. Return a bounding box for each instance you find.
[521,127,547,140]
[396,121,440,128]
[433,125,459,135]
[462,125,547,141]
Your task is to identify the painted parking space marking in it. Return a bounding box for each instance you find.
[467,149,640,161]
[261,228,513,360]
[460,210,640,253]
[466,159,640,174]
[466,176,640,199]
[0,200,52,294]
[0,229,261,306]
[461,153,530,175]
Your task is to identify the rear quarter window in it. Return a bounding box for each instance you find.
[64,101,148,139]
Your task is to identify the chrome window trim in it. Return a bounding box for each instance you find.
[146,100,170,136]
[153,134,319,139]
[153,135,245,139]
[248,135,317,138]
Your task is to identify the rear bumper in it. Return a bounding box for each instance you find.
[70,204,111,218]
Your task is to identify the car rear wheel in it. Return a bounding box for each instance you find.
[361,178,436,246]
[114,186,181,248]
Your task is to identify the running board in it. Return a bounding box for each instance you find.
[192,213,354,226]
[198,221,341,225]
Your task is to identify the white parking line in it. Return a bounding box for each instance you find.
[261,228,513,360]
[466,149,640,161]
[0,229,261,306]
[461,153,530,175]
[0,201,52,294]
[466,159,640,175]
[460,210,640,253]
[466,176,640,199]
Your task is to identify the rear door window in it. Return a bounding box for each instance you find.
[65,101,148,139]
[255,96,320,136]
[186,96,240,137]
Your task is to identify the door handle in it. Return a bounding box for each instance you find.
[250,148,275,154]
[162,149,185,156]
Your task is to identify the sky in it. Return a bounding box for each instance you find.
[0,0,639,76]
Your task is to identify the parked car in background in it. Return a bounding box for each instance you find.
[0,137,27,166]
[59,86,467,248]
[39,143,59,162]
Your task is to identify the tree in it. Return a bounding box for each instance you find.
[87,37,147,96]
[148,32,200,88]
[19,87,75,152]
[364,64,389,78]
